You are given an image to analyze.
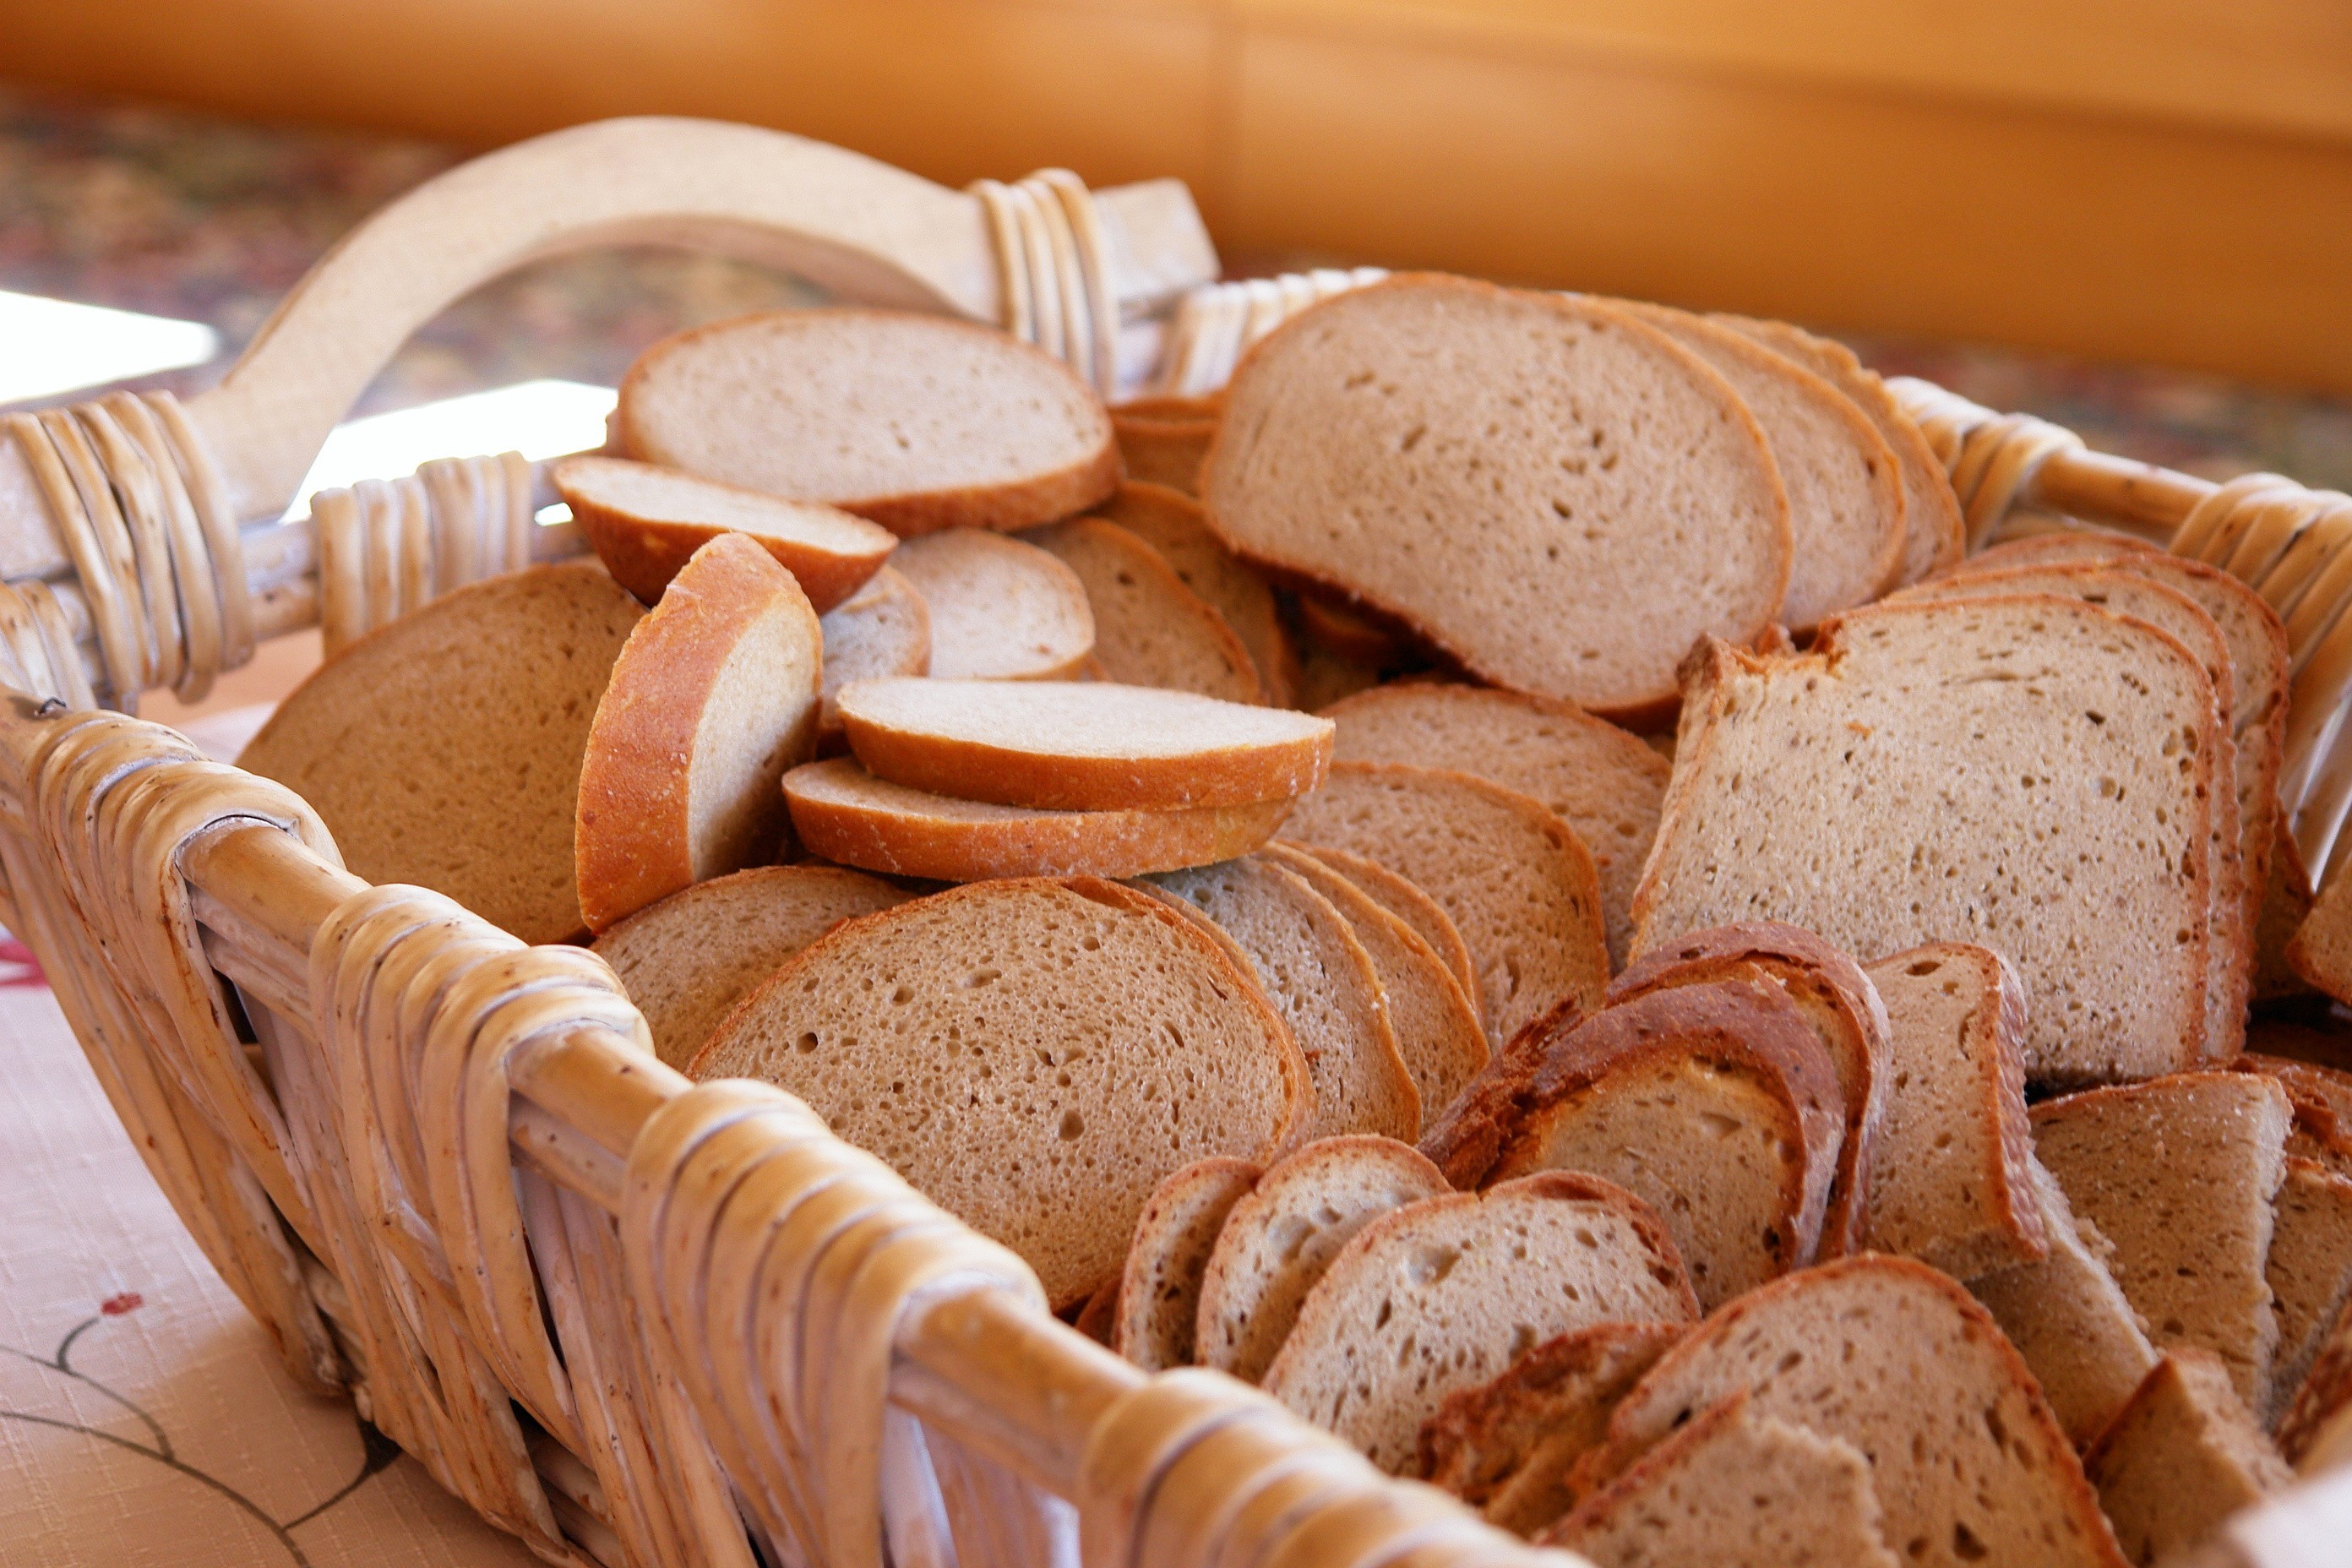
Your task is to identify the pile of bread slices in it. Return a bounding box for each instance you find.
[232,276,2352,1567]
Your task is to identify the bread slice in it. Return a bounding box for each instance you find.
[1192,1135,1449,1382]
[1201,275,1793,721]
[2288,873,2352,1006]
[618,307,1119,535]
[2264,1159,2352,1427]
[1111,403,1216,496]
[2084,1351,2293,1566]
[1582,1255,2127,1568]
[1418,1322,1685,1539]
[1633,596,2228,1085]
[688,877,1309,1305]
[1022,517,1264,704]
[837,678,1331,811]
[2031,1072,2294,1407]
[591,864,911,1068]
[1284,762,1609,1047]
[1297,591,1411,666]
[1286,841,1481,1019]
[574,533,822,931]
[1146,858,1419,1142]
[1546,1388,1901,1568]
[2232,1054,2352,1175]
[1112,1156,1263,1372]
[2256,819,2316,1002]
[1860,943,2046,1278]
[1614,300,1903,628]
[239,561,641,943]
[1320,683,1670,967]
[2278,1295,2352,1467]
[888,526,1093,680]
[817,564,929,739]
[1260,1171,1699,1473]
[1093,482,1298,707]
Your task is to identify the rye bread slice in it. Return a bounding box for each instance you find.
[1023,517,1265,704]
[574,533,823,932]
[1201,275,1792,721]
[1633,596,2227,1085]
[1286,841,1482,1021]
[239,561,641,944]
[1284,762,1609,1048]
[889,527,1093,680]
[592,864,911,1069]
[1320,683,1669,967]
[1093,482,1298,707]
[618,307,1119,535]
[688,876,1309,1305]
[1112,1156,1263,1371]
[837,678,1331,811]
[817,565,929,739]
[2084,1351,2293,1567]
[1260,1171,1699,1473]
[2263,1159,2352,1427]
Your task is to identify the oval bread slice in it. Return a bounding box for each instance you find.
[818,565,929,738]
[1093,482,1298,706]
[1112,1156,1263,1371]
[890,526,1094,680]
[1287,841,1482,1019]
[1024,517,1265,704]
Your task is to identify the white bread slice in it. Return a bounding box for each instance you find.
[689,876,1309,1305]
[1111,403,1216,496]
[2084,1351,2293,1566]
[1633,596,2227,1085]
[889,526,1093,679]
[837,678,1331,810]
[1201,275,1793,721]
[574,533,823,931]
[782,757,1291,882]
[239,561,641,944]
[618,307,1119,535]
[1582,1255,2128,1568]
[1146,858,1419,1142]
[553,455,897,609]
[1288,841,1481,1020]
[2264,1159,2352,1427]
[1320,683,1669,967]
[1418,1322,1686,1539]
[1112,1156,1263,1372]
[1284,762,1609,1048]
[2032,1072,2294,1408]
[591,864,910,1069]
[1192,1135,1449,1383]
[1260,1171,1699,1473]
[1022,517,1265,703]
[817,564,929,739]
[1094,482,1298,707]
[1546,1388,1901,1568]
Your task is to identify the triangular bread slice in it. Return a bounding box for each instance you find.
[1191,1135,1448,1383]
[781,757,1291,882]
[592,864,911,1069]
[837,678,1331,811]
[1023,517,1264,703]
[1287,841,1481,1019]
[1093,482,1298,707]
[1201,275,1793,722]
[2264,1158,2352,1426]
[574,533,823,932]
[689,876,1309,1306]
[1260,1171,1699,1473]
[1284,761,1609,1047]
[239,561,641,944]
[1320,683,1669,966]
[1112,1156,1263,1371]
[818,565,929,740]
[1581,1255,2127,1568]
[889,526,1093,680]
[618,307,1119,535]
[2084,1351,2293,1566]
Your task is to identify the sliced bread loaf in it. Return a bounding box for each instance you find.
[618,308,1119,535]
[888,526,1093,679]
[1022,517,1265,704]
[817,565,929,738]
[1112,1156,1264,1372]
[688,876,1309,1305]
[1201,275,1793,721]
[1093,482,1298,707]
[238,561,641,944]
[2083,1351,2292,1567]
[1260,1171,1699,1473]
[2263,1158,2352,1427]
[1285,841,1481,1019]
[574,532,823,931]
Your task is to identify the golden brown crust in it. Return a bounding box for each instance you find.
[1111,412,1215,496]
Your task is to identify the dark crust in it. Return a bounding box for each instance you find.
[1418,1320,1688,1497]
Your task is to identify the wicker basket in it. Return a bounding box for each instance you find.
[3,117,2349,1568]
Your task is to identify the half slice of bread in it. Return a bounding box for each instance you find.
[618,308,1119,535]
[2083,1351,2292,1567]
[1320,683,1669,967]
[239,561,642,944]
[592,864,911,1069]
[2264,1158,2352,1427]
[817,565,929,739]
[889,526,1093,680]
[689,877,1309,1305]
[1023,517,1264,703]
[1287,841,1481,1019]
[1112,1156,1263,1372]
[1093,482,1298,707]
[1202,275,1792,721]
[1260,1171,1699,1473]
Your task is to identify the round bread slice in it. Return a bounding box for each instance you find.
[553,454,898,609]
[1113,1156,1264,1371]
[1203,275,1792,721]
[1092,482,1298,706]
[689,876,1310,1307]
[782,757,1292,881]
[890,526,1093,680]
[818,565,930,739]
[838,678,1333,811]
[1193,1135,1450,1383]
[1023,517,1265,703]
[575,532,823,932]
[618,307,1119,536]
[238,561,641,944]
[1287,841,1482,1019]
[1283,762,1609,1048]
